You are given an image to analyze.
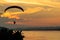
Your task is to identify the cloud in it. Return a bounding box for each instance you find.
[0,6,48,19]
[1,0,60,8]
[50,0,60,2]
[24,7,45,14]
[0,1,60,27]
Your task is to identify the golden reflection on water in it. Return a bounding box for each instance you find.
[22,31,60,40]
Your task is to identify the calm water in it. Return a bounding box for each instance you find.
[22,31,60,40]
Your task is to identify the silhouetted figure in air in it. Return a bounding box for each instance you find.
[13,21,16,24]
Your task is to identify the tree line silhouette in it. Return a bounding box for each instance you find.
[0,27,24,40]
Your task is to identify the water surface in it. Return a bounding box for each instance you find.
[22,31,60,40]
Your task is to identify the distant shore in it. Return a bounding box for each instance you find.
[0,26,60,31]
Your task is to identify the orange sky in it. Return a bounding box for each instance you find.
[0,0,60,27]
[1,0,60,8]
[5,17,60,26]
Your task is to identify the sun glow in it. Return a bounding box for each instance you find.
[1,12,21,19]
[4,0,20,2]
[0,7,43,19]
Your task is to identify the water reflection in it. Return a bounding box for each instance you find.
[23,31,60,40]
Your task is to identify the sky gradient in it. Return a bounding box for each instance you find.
[0,0,60,28]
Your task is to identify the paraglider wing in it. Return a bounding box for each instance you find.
[4,6,24,24]
[4,6,24,12]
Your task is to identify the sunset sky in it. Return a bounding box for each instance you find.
[0,0,60,28]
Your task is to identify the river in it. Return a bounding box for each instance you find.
[22,31,60,40]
